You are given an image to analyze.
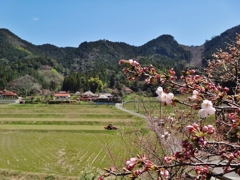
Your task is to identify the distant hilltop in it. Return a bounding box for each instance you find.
[0,24,239,96]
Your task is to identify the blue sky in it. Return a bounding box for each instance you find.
[1,0,240,47]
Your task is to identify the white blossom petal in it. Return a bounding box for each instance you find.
[207,107,216,115]
[201,100,213,110]
[161,93,168,102]
[191,94,197,100]
[156,87,163,95]
[193,90,199,95]
[198,109,208,118]
[167,93,174,100]
[129,59,133,64]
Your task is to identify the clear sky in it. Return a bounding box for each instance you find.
[1,0,240,47]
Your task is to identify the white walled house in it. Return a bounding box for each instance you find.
[0,90,21,104]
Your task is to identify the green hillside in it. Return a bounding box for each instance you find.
[0,24,240,96]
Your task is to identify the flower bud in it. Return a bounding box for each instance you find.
[119,59,126,64]
[189,69,195,74]
[224,87,229,92]
[134,169,142,176]
[202,126,208,133]
[186,125,194,133]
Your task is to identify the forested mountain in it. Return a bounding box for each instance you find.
[0,24,239,96]
[201,25,240,66]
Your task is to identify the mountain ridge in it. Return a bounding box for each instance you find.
[0,24,240,95]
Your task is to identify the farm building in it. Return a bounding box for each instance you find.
[54,92,71,101]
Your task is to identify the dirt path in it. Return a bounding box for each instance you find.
[115,103,147,119]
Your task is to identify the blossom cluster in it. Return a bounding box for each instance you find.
[156,87,174,105]
[99,154,170,179]
[198,99,216,118]
[186,123,215,135]
[124,154,170,179]
[195,166,208,180]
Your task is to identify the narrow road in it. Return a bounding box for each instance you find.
[115,103,147,119]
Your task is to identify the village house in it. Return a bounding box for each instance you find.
[54,91,71,101]
[79,91,98,101]
[0,90,21,103]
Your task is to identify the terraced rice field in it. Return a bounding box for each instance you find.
[0,104,145,179]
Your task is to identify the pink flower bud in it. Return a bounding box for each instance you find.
[186,125,194,133]
[221,153,227,158]
[192,123,199,129]
[229,113,236,119]
[224,87,229,92]
[164,156,173,164]
[126,163,135,171]
[144,160,152,171]
[207,125,215,134]
[119,59,125,64]
[145,78,150,84]
[229,153,234,160]
[169,70,176,75]
[143,67,148,71]
[189,69,196,74]
[126,160,131,166]
[155,73,160,79]
[150,68,156,73]
[202,166,208,173]
[202,126,208,133]
[134,169,142,175]
[141,154,147,160]
[163,170,169,179]
[130,157,137,162]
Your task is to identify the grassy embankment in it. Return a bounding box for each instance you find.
[123,93,215,123]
